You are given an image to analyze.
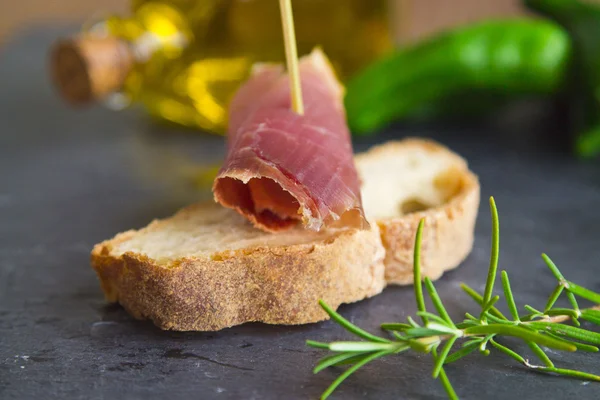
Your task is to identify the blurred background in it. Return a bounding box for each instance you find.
[2,0,599,158]
[0,0,525,45]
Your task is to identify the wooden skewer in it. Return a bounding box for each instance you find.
[279,0,304,115]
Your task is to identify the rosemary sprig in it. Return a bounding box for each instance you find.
[307,197,600,399]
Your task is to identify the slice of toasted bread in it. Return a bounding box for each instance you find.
[356,139,480,285]
[91,139,479,331]
[92,203,386,331]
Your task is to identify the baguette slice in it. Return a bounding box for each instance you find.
[91,139,479,331]
[92,206,386,331]
[356,139,480,285]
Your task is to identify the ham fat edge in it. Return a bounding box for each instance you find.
[212,49,369,232]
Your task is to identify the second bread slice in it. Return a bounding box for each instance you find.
[357,139,479,285]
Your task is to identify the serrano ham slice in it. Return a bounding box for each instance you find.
[213,49,368,232]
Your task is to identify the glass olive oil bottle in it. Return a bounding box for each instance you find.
[51,0,393,134]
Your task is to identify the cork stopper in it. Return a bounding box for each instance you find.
[50,36,134,105]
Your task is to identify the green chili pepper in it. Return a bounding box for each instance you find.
[345,19,571,135]
[525,0,600,158]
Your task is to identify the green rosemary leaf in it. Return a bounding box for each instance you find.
[414,219,427,324]
[445,342,479,364]
[524,305,544,316]
[567,293,580,317]
[318,300,390,343]
[424,278,454,326]
[455,320,479,329]
[581,314,600,326]
[483,197,500,311]
[314,352,367,373]
[521,309,581,323]
[320,350,391,400]
[416,312,452,327]
[329,353,374,367]
[519,315,536,322]
[485,313,515,325]
[515,322,538,332]
[542,254,580,313]
[426,323,462,336]
[307,340,330,349]
[433,337,458,378]
[543,331,599,352]
[544,284,564,313]
[490,339,526,364]
[405,327,447,338]
[561,341,598,353]
[464,325,576,351]
[545,308,580,318]
[528,322,600,345]
[480,295,501,320]
[392,331,407,341]
[484,297,500,311]
[328,341,398,352]
[530,366,600,382]
[567,282,600,304]
[541,253,565,282]
[581,309,600,325]
[380,323,412,332]
[462,338,484,348]
[432,347,459,400]
[479,334,495,352]
[527,342,554,368]
[582,309,600,318]
[461,283,507,320]
[408,338,437,353]
[465,313,478,321]
[393,343,410,354]
[407,316,421,328]
[544,309,581,326]
[501,271,520,321]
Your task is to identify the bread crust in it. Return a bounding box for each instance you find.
[91,139,480,331]
[91,212,386,331]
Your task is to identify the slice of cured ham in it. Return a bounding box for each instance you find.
[213,49,368,232]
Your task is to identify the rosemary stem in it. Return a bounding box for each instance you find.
[308,197,600,400]
[528,304,600,324]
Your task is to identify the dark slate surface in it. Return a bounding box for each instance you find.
[1,29,600,400]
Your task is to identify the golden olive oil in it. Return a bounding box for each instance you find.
[59,0,393,133]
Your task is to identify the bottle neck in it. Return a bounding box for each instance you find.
[50,7,191,106]
[50,35,134,105]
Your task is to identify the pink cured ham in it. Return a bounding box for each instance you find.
[213,49,369,232]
